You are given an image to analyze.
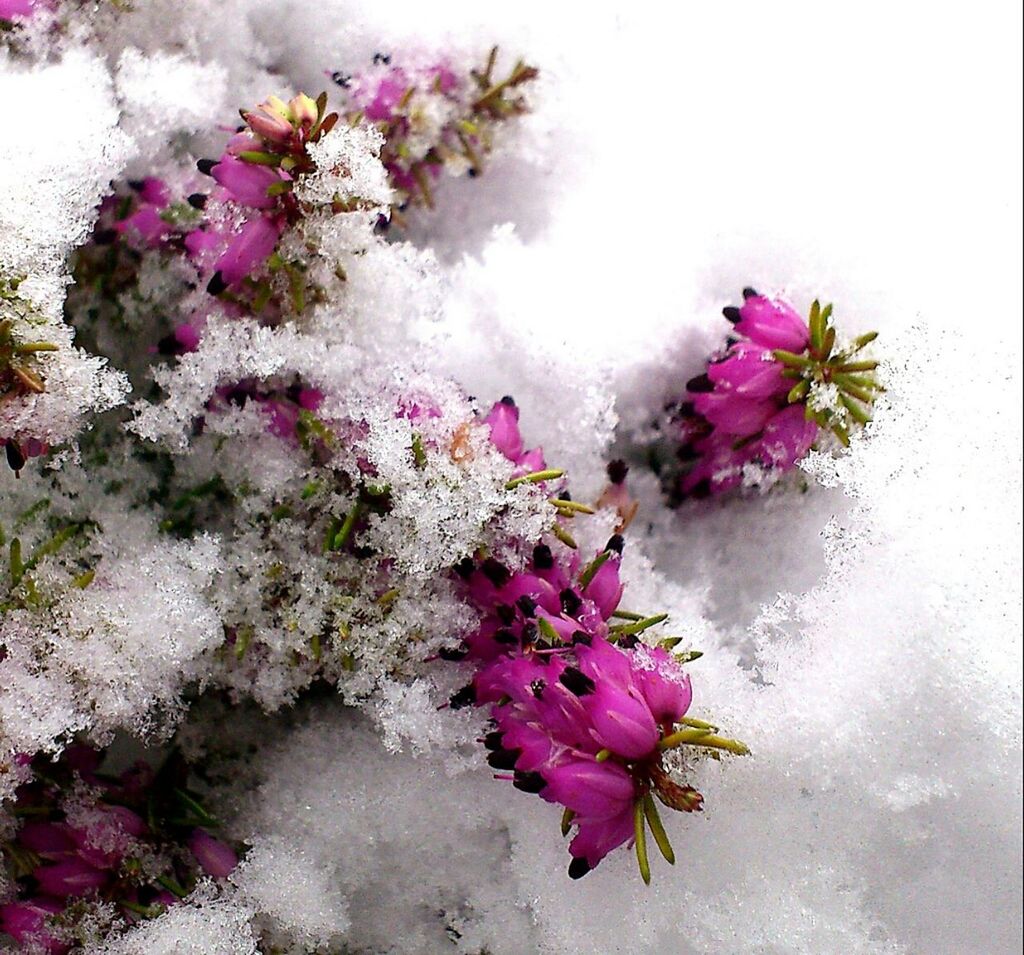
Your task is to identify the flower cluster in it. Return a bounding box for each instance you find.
[442,401,747,880]
[333,47,538,220]
[674,289,881,497]
[0,746,238,952]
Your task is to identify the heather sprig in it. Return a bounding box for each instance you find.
[332,47,538,221]
[441,402,746,881]
[674,288,882,498]
[0,745,239,952]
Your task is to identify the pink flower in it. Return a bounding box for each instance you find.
[731,290,809,352]
[0,0,50,20]
[17,821,76,859]
[544,757,636,820]
[568,809,636,875]
[631,645,693,725]
[211,156,284,209]
[482,396,547,473]
[756,404,818,469]
[707,340,790,399]
[581,555,624,619]
[211,214,283,288]
[0,898,66,953]
[483,396,524,461]
[188,829,238,879]
[114,178,173,249]
[33,857,108,898]
[691,388,778,437]
[358,68,412,122]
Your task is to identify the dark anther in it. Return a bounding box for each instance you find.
[206,272,227,296]
[618,634,639,649]
[496,604,516,626]
[690,478,712,500]
[532,544,554,569]
[483,731,505,751]
[686,373,714,393]
[487,748,520,770]
[438,645,468,662]
[493,628,518,646]
[6,441,26,474]
[481,558,511,588]
[331,71,352,88]
[156,333,184,357]
[560,589,582,616]
[515,595,537,617]
[559,666,596,697]
[570,630,592,646]
[605,534,624,554]
[512,770,547,793]
[449,685,476,710]
[607,459,629,484]
[530,679,546,699]
[127,179,145,192]
[467,167,479,178]
[723,306,742,324]
[567,857,592,879]
[196,158,218,176]
[372,52,392,65]
[742,287,758,300]
[520,622,538,645]
[454,557,475,579]
[187,193,208,209]
[558,490,572,501]
[500,395,516,406]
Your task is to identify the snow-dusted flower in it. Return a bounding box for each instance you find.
[332,48,537,217]
[442,412,746,880]
[0,746,241,948]
[675,288,882,497]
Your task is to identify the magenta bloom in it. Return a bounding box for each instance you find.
[0,898,66,953]
[188,829,239,879]
[33,856,108,898]
[212,214,283,288]
[569,809,636,871]
[545,757,636,819]
[732,293,809,352]
[211,156,284,209]
[114,178,173,249]
[675,288,880,498]
[483,396,546,473]
[0,0,50,20]
[631,645,693,725]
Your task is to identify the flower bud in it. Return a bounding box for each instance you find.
[188,829,239,879]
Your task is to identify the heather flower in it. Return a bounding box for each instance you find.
[113,178,175,248]
[1,746,242,941]
[0,898,65,953]
[210,156,286,209]
[0,0,49,20]
[447,511,746,880]
[333,48,537,216]
[482,396,547,473]
[209,213,285,290]
[675,288,881,497]
[187,828,239,879]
